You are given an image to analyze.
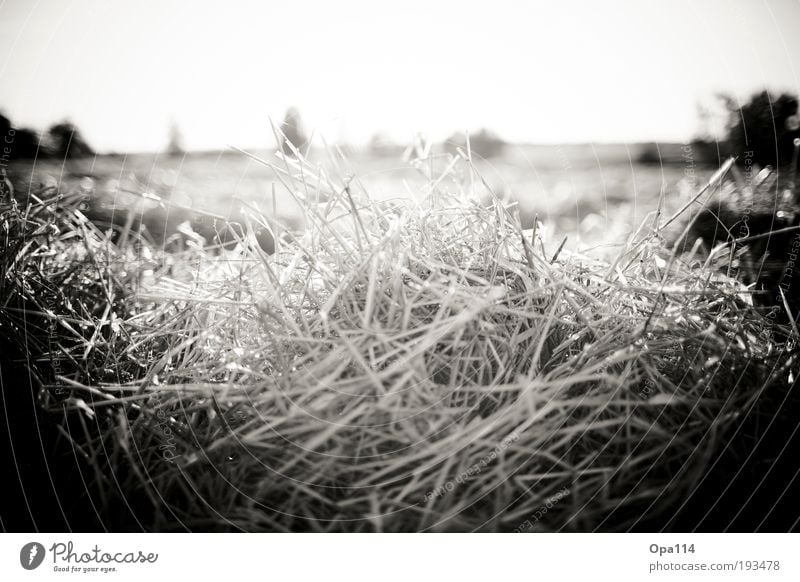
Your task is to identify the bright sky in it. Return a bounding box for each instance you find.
[1,0,799,152]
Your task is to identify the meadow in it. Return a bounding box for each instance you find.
[7,142,712,253]
[3,144,792,532]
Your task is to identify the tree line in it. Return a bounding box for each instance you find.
[1,114,94,160]
[5,91,798,166]
[639,90,800,169]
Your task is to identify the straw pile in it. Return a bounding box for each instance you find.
[0,151,794,532]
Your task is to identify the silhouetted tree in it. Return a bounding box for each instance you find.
[166,120,185,156]
[685,101,724,165]
[44,121,94,159]
[10,128,40,159]
[722,91,799,168]
[636,143,662,165]
[280,107,307,156]
[444,128,505,159]
[0,113,41,159]
[368,132,402,157]
[0,113,10,138]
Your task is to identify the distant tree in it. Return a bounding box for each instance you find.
[44,121,94,159]
[9,128,40,158]
[0,113,10,138]
[636,143,662,165]
[368,132,401,157]
[684,102,724,165]
[444,128,505,159]
[722,91,799,168]
[695,104,711,143]
[280,107,307,156]
[1,112,41,159]
[166,120,185,156]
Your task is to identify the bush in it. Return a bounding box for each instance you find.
[444,128,506,159]
[280,107,308,156]
[44,121,94,159]
[1,113,42,159]
[722,91,799,168]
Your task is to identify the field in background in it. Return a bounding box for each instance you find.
[7,143,716,254]
[3,150,784,532]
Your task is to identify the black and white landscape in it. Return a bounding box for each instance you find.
[1,0,799,533]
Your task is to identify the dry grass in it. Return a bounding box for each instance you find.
[0,147,795,532]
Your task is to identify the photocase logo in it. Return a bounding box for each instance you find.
[20,542,46,570]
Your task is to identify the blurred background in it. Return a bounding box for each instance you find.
[1,0,799,250]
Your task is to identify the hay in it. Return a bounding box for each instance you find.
[0,151,794,532]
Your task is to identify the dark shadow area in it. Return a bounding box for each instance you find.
[664,377,800,532]
[0,345,105,532]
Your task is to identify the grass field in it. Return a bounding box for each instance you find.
[6,144,714,253]
[5,145,793,532]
